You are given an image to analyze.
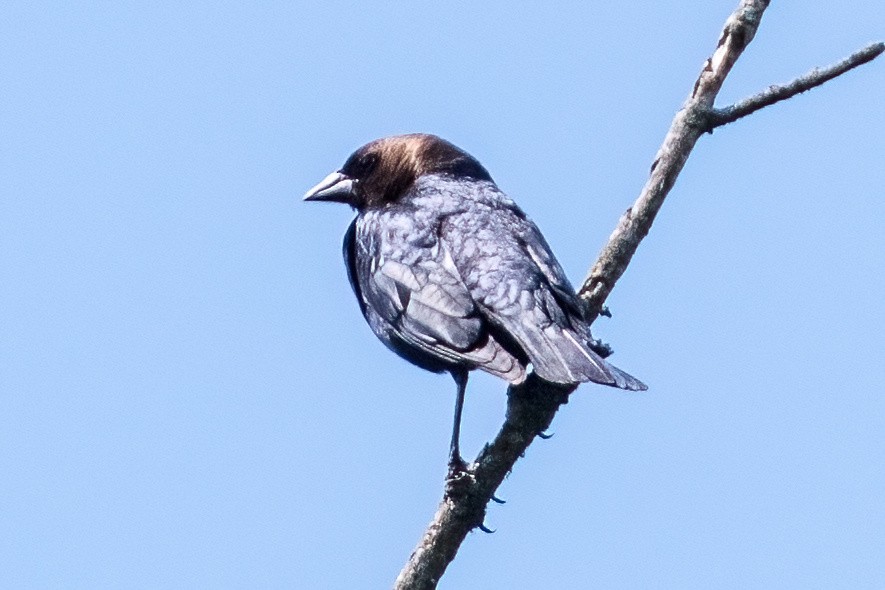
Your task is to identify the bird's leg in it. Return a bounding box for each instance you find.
[447,369,469,475]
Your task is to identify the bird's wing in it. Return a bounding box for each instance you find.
[515,223,586,319]
[344,218,524,382]
[442,206,645,390]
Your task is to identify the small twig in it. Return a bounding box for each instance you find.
[709,42,885,128]
[394,2,882,588]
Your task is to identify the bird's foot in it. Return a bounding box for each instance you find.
[445,454,473,498]
[446,452,468,479]
[589,338,613,359]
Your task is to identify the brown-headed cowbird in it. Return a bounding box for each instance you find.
[305,134,646,469]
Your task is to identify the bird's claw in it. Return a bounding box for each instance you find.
[490,494,506,504]
[445,462,473,499]
[589,338,613,359]
[538,430,555,440]
[478,523,496,534]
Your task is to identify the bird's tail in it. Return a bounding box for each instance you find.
[527,326,647,391]
[602,360,647,391]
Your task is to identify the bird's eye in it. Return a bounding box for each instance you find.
[342,150,380,179]
[360,153,379,174]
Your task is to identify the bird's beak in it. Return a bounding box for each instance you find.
[303,171,355,203]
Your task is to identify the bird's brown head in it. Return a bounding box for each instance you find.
[304,134,492,209]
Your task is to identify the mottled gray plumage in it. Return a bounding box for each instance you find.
[305,134,645,465]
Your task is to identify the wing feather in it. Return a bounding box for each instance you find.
[347,217,525,383]
[442,204,646,390]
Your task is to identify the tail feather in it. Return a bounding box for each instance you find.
[604,363,647,391]
[525,326,646,391]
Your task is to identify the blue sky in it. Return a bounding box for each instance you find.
[1,2,882,588]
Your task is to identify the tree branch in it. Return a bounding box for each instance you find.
[394,379,573,590]
[577,0,771,322]
[394,2,882,588]
[708,42,885,128]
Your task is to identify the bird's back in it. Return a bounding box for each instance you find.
[348,174,645,391]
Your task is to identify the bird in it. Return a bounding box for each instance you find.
[304,133,646,471]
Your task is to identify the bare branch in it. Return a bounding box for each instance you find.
[578,31,883,323]
[709,42,885,128]
[395,2,882,588]
[578,0,771,322]
[394,380,573,590]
